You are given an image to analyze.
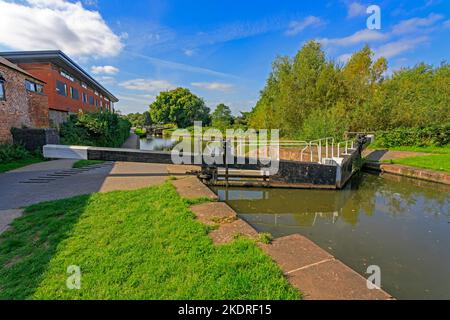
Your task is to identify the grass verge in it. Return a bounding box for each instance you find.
[72,160,105,169]
[386,154,450,172]
[0,183,299,300]
[0,156,43,173]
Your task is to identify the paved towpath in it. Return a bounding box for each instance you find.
[0,160,171,234]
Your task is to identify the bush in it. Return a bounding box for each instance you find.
[375,123,450,148]
[60,111,131,148]
[0,144,32,164]
[134,127,147,138]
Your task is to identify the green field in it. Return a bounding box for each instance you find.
[0,183,299,300]
[0,157,43,173]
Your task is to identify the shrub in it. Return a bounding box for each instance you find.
[375,123,450,148]
[134,127,147,138]
[60,111,131,148]
[0,144,32,164]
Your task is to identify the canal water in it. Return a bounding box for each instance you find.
[140,137,175,151]
[212,173,450,300]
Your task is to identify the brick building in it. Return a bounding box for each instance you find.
[0,51,119,126]
[0,56,49,144]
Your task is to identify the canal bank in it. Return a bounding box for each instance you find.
[166,166,393,299]
[212,172,450,300]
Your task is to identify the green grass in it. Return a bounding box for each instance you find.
[368,144,450,154]
[0,183,299,300]
[72,160,105,169]
[369,144,450,172]
[387,154,450,172]
[0,156,43,173]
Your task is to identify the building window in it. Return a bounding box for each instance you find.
[25,80,44,93]
[89,96,95,105]
[56,80,67,96]
[0,75,5,101]
[60,69,74,81]
[70,87,79,100]
[82,92,88,104]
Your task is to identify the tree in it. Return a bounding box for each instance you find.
[143,111,153,126]
[149,88,210,128]
[211,103,234,129]
[249,40,448,140]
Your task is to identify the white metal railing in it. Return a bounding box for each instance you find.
[300,137,358,164]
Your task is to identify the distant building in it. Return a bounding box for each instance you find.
[0,51,119,126]
[0,56,48,144]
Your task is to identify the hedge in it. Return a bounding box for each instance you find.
[60,112,131,148]
[375,123,450,148]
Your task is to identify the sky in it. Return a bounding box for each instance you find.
[0,0,449,115]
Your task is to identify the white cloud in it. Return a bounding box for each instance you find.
[337,53,353,64]
[91,65,119,75]
[444,19,450,28]
[191,82,234,92]
[116,94,155,114]
[391,13,444,35]
[119,79,175,92]
[0,0,123,58]
[319,29,388,47]
[95,76,116,85]
[285,16,324,36]
[126,51,239,79]
[347,2,367,18]
[183,49,195,57]
[374,37,429,59]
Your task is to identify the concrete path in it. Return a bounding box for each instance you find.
[260,235,393,300]
[363,149,431,162]
[0,209,23,235]
[121,132,140,149]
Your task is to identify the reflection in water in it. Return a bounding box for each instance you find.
[140,137,175,151]
[213,173,450,300]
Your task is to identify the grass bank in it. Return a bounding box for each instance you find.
[0,144,44,173]
[72,160,105,169]
[0,183,299,300]
[387,153,450,172]
[0,156,43,173]
[379,145,450,172]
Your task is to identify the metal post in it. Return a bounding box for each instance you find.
[318,140,322,163]
[224,139,229,188]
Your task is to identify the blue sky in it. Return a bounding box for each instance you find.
[0,0,449,115]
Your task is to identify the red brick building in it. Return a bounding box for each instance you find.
[0,56,49,144]
[0,51,119,126]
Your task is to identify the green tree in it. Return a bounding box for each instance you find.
[143,111,153,126]
[211,103,234,130]
[149,88,210,128]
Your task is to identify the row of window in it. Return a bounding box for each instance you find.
[0,75,44,101]
[0,75,5,101]
[56,80,109,108]
[25,80,44,94]
[59,69,106,100]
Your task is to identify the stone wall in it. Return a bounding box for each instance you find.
[0,63,49,144]
[12,128,59,152]
[49,109,69,128]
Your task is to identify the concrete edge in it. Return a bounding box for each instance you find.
[363,162,450,185]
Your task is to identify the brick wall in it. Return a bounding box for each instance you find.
[0,64,49,144]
